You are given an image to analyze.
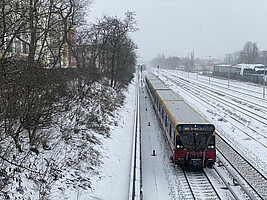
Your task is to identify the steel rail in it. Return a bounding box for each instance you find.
[161,73,267,199]
[183,169,221,200]
[211,164,249,200]
[176,70,267,103]
[170,75,267,125]
[214,153,256,200]
[216,134,267,199]
[164,75,267,145]
[175,73,267,113]
[128,71,141,200]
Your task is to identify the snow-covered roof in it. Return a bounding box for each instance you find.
[232,64,264,70]
[214,64,231,67]
[232,64,266,75]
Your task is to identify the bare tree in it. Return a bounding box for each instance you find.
[0,0,99,198]
[75,11,138,88]
[239,41,259,64]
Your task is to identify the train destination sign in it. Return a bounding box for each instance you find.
[177,124,215,132]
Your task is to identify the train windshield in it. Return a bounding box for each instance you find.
[176,124,215,151]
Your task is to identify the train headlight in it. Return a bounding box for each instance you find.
[208,145,215,149]
[177,145,183,149]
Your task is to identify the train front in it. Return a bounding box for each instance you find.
[174,124,216,169]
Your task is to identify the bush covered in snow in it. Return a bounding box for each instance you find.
[0,58,127,199]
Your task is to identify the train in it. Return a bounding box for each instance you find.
[213,64,266,84]
[145,73,216,169]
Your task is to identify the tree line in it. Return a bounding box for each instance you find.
[225,41,266,65]
[150,41,267,70]
[76,11,138,88]
[0,0,138,198]
[150,52,207,71]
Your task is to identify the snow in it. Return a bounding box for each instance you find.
[17,68,265,199]
[82,78,136,200]
[232,64,265,75]
[139,83,171,200]
[158,69,267,177]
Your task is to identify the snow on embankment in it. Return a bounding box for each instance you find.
[77,78,136,200]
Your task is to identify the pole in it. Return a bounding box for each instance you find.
[263,51,267,98]
[264,58,266,98]
[228,65,230,88]
[209,56,211,83]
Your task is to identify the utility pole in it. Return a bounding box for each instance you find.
[228,65,231,88]
[188,53,189,77]
[208,56,211,83]
[263,51,267,98]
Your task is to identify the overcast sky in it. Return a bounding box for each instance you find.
[88,0,267,61]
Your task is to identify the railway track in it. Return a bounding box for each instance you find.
[172,165,243,200]
[182,169,220,200]
[140,71,266,199]
[181,74,267,113]
[217,134,267,199]
[129,71,141,200]
[162,74,267,147]
[166,74,267,126]
[164,73,267,167]
[170,71,267,113]
[160,71,267,199]
[179,70,267,101]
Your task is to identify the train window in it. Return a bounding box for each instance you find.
[165,115,168,127]
[176,135,184,149]
[172,124,175,139]
[180,132,212,151]
[207,136,215,150]
[209,136,215,145]
[169,123,172,137]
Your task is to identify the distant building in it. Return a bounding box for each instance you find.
[0,3,76,68]
[213,64,232,75]
[61,26,76,68]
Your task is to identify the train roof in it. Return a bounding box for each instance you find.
[146,74,207,124]
[151,82,170,90]
[146,74,170,90]
[157,90,182,101]
[166,100,206,123]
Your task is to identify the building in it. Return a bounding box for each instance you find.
[0,1,76,68]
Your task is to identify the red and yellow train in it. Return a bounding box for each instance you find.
[145,73,216,168]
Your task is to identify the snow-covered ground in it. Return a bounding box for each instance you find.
[157,69,267,177]
[139,79,172,200]
[83,78,136,200]
[84,68,267,199]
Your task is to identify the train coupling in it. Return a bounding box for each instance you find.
[189,159,202,167]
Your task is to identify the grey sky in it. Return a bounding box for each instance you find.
[88,0,267,61]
